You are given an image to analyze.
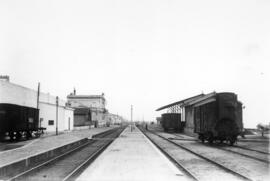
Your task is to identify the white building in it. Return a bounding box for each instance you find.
[105,113,123,125]
[0,80,74,132]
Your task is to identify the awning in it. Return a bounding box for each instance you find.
[156,93,205,111]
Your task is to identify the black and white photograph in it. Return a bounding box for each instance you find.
[0,0,269,180]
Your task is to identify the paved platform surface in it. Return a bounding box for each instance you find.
[76,126,188,181]
[0,126,116,167]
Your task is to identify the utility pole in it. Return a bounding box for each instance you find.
[37,82,40,127]
[131,105,133,132]
[56,96,59,135]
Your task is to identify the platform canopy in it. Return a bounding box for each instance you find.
[155,93,205,111]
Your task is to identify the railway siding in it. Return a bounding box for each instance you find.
[153,130,270,181]
[160,131,270,163]
[143,130,247,181]
[0,127,117,179]
[11,127,125,181]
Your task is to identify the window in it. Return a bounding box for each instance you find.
[48,120,54,125]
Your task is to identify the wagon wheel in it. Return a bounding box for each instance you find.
[207,132,214,144]
[219,139,224,144]
[201,137,205,143]
[15,132,22,141]
[25,131,32,140]
[9,132,15,141]
[229,136,237,146]
[199,134,205,143]
[229,139,235,146]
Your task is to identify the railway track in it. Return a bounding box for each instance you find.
[165,132,270,163]
[168,133,270,164]
[233,144,270,155]
[140,130,199,181]
[210,144,270,164]
[5,127,125,181]
[140,127,269,181]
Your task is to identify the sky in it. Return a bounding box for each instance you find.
[0,0,269,128]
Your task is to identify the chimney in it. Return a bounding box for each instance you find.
[73,88,76,95]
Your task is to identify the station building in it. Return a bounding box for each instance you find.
[0,78,74,132]
[67,91,107,128]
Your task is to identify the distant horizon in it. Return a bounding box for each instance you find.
[2,76,268,129]
[1,0,269,128]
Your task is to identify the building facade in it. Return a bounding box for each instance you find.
[67,91,107,127]
[0,80,74,132]
[105,113,123,126]
[73,108,91,127]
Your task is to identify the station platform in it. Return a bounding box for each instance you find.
[76,126,188,181]
[0,126,117,178]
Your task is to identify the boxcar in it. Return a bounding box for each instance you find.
[194,93,243,145]
[161,113,183,132]
[0,103,43,141]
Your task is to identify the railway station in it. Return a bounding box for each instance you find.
[0,78,270,181]
[0,123,269,180]
[1,1,270,180]
[0,79,269,180]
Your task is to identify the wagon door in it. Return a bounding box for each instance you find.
[194,107,201,133]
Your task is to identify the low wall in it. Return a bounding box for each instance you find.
[0,138,88,178]
[0,127,119,179]
[73,126,90,130]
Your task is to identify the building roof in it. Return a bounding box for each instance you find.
[185,92,216,107]
[156,92,241,111]
[0,79,68,108]
[67,94,105,100]
[156,93,205,111]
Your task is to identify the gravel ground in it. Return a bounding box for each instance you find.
[149,124,270,154]
[154,131,270,181]
[236,141,269,154]
[145,131,244,181]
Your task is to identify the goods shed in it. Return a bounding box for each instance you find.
[156,94,204,132]
[156,92,243,143]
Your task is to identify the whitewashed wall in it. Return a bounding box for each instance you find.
[0,80,74,132]
[64,108,74,131]
[0,81,37,107]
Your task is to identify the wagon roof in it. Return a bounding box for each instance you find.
[156,93,205,111]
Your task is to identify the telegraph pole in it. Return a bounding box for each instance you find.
[37,82,40,127]
[131,105,133,132]
[56,96,59,135]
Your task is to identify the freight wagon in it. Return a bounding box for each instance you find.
[0,103,45,141]
[192,92,243,145]
[161,113,183,132]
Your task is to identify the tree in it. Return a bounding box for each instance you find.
[256,123,269,137]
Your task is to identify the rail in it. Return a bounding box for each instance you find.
[141,127,252,181]
[138,127,198,181]
[6,127,125,181]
